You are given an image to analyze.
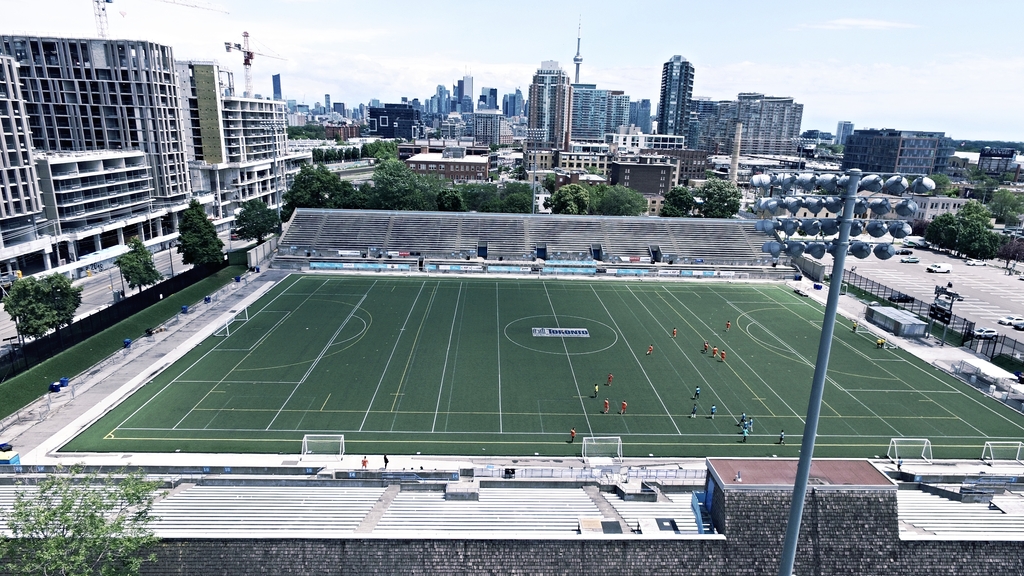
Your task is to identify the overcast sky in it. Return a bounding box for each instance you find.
[3,0,1023,140]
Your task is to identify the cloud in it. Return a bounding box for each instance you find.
[802,18,918,31]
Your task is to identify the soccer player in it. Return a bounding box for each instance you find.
[607,373,614,386]
[742,428,748,442]
[779,430,785,445]
[594,384,599,398]
[646,344,654,356]
[726,320,731,332]
[703,340,709,354]
[710,404,717,419]
[748,417,754,433]
[570,427,576,443]
[690,404,698,418]
[672,327,677,338]
[720,350,726,362]
[852,320,858,333]
[712,346,719,359]
[620,400,628,415]
[361,456,368,469]
[603,398,610,414]
[693,386,700,400]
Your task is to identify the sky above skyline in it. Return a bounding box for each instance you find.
[3,0,1023,141]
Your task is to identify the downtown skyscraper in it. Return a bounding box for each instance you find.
[527,61,571,150]
[656,55,694,137]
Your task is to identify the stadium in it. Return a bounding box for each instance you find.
[2,209,1023,574]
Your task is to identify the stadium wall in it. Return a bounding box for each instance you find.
[123,488,1024,575]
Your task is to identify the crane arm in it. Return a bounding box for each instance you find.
[153,0,229,13]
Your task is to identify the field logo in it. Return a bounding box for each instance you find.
[532,327,590,338]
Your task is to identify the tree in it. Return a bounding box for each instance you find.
[368,159,435,211]
[0,465,161,576]
[286,125,325,140]
[997,238,1024,268]
[328,180,369,210]
[361,140,398,160]
[177,200,224,266]
[924,212,959,251]
[234,200,280,244]
[282,164,344,221]
[694,178,742,218]
[955,219,1002,260]
[661,186,695,218]
[929,173,953,196]
[987,188,1024,224]
[2,274,82,340]
[115,237,161,293]
[501,191,533,213]
[958,199,993,226]
[436,188,466,212]
[590,185,647,216]
[545,183,589,214]
[542,173,557,194]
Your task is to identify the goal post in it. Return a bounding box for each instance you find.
[301,434,344,460]
[214,307,250,337]
[582,436,622,464]
[981,441,1024,465]
[887,438,932,463]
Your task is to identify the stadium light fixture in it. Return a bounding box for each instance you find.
[756,168,925,576]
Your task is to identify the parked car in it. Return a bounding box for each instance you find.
[965,259,986,266]
[926,263,951,273]
[997,315,1024,325]
[887,292,914,303]
[1013,321,1024,331]
[900,256,920,263]
[894,249,913,255]
[973,327,999,340]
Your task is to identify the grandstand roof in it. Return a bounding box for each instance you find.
[708,458,895,489]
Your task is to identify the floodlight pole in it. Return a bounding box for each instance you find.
[776,168,861,576]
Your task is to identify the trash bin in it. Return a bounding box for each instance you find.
[181,305,189,314]
[255,266,260,273]
[813,283,823,290]
[59,377,69,388]
[204,296,212,304]
[123,338,132,349]
[48,382,61,393]
[234,276,241,283]
[794,274,803,281]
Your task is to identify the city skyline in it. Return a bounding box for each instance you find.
[2,0,1023,140]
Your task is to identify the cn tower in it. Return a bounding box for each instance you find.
[573,20,583,83]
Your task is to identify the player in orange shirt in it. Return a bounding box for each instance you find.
[726,320,731,332]
[569,427,576,443]
[620,400,627,414]
[712,346,719,358]
[720,350,726,362]
[672,327,677,338]
[646,345,654,356]
[603,398,610,414]
[607,373,614,386]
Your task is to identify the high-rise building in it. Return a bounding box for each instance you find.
[1,35,192,253]
[272,74,282,100]
[434,85,450,117]
[527,61,571,150]
[836,121,854,145]
[0,54,44,274]
[629,99,652,134]
[367,103,424,140]
[324,94,330,114]
[177,61,309,223]
[841,129,955,176]
[453,75,474,113]
[691,93,803,155]
[473,110,513,146]
[332,102,346,116]
[656,55,694,136]
[570,84,630,142]
[502,89,524,117]
[478,87,498,111]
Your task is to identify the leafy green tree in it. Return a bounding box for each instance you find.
[329,180,370,210]
[458,183,500,212]
[924,212,959,251]
[436,188,466,212]
[235,200,280,244]
[545,183,589,214]
[661,186,696,218]
[987,188,1024,224]
[115,237,162,293]
[929,173,953,196]
[958,200,993,226]
[511,164,526,180]
[590,184,647,216]
[956,219,1001,259]
[0,465,161,576]
[1000,172,1019,184]
[695,178,742,218]
[361,141,398,160]
[177,200,224,266]
[542,173,557,194]
[997,238,1024,268]
[368,159,435,211]
[2,274,82,339]
[282,164,343,220]
[501,191,533,213]
[286,125,325,140]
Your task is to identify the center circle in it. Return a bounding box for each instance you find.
[503,315,618,355]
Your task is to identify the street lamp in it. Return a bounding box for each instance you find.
[751,169,925,576]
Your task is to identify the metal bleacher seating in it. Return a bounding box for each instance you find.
[374,487,602,533]
[897,489,1024,539]
[605,493,700,534]
[278,209,769,265]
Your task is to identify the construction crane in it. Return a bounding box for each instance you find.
[92,0,229,39]
[224,32,285,98]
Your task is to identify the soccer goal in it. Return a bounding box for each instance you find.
[300,434,345,460]
[887,438,932,463]
[981,441,1024,465]
[213,306,250,337]
[582,436,622,465]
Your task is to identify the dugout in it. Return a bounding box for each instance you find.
[864,305,927,338]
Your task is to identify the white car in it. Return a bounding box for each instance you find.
[965,259,986,266]
[997,315,1024,325]
[973,327,998,340]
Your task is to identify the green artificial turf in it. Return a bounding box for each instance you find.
[0,266,246,421]
[60,275,1024,459]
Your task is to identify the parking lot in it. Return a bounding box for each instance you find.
[816,246,1024,336]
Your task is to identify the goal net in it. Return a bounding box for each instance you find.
[582,436,622,465]
[301,434,344,460]
[214,307,250,337]
[981,441,1024,465]
[887,438,932,463]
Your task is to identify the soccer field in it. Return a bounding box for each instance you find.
[61,274,1024,458]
